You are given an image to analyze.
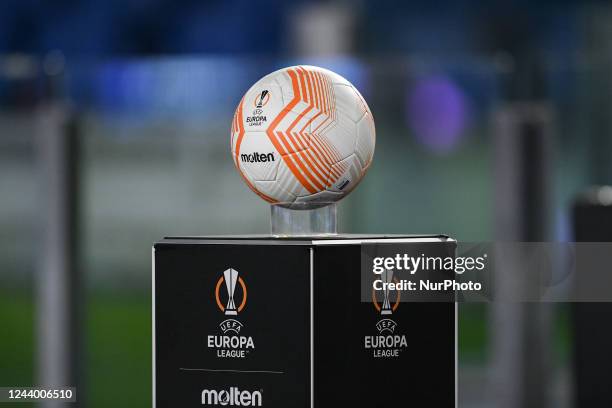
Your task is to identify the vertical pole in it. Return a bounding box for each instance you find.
[491,103,553,408]
[35,100,82,408]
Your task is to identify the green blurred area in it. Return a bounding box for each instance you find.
[457,303,572,366]
[458,304,488,363]
[87,293,151,408]
[0,290,151,408]
[0,291,34,408]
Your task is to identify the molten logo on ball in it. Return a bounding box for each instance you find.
[240,152,275,163]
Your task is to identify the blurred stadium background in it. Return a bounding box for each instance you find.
[2,0,612,407]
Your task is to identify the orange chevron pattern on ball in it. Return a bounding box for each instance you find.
[231,65,375,209]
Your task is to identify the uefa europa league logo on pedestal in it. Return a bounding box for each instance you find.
[223,268,239,316]
[215,268,248,334]
[381,269,393,315]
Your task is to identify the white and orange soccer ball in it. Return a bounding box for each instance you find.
[230,65,375,209]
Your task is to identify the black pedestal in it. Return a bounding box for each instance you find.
[153,235,456,407]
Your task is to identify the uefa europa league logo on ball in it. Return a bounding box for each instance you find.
[380,269,393,315]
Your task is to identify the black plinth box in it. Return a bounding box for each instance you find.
[153,235,456,407]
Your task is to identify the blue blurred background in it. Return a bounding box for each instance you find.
[1,0,612,407]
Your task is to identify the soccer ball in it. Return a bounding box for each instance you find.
[230,65,375,209]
